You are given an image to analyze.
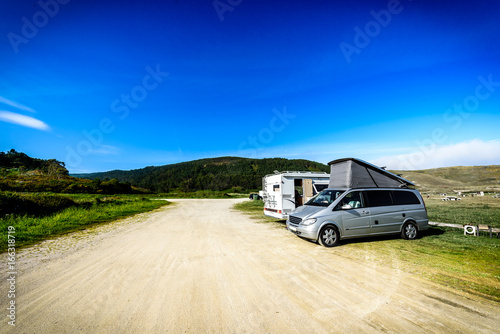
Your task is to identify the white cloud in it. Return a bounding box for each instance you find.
[90,145,120,156]
[371,139,500,170]
[0,111,50,131]
[0,96,36,113]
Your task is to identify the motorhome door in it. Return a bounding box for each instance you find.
[303,179,314,203]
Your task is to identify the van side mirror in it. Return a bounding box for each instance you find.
[341,204,352,210]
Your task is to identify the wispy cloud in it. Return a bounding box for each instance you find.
[372,139,500,170]
[0,96,36,113]
[0,111,50,131]
[91,145,120,156]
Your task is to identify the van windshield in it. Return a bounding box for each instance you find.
[306,189,345,207]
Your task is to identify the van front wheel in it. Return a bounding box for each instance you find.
[318,226,339,247]
[402,222,418,240]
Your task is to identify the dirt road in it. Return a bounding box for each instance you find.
[2,199,499,333]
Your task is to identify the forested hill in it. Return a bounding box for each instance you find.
[0,149,68,175]
[72,157,329,192]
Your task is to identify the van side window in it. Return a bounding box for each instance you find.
[338,191,364,209]
[392,190,421,205]
[364,190,392,207]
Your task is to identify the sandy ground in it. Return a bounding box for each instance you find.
[1,198,499,333]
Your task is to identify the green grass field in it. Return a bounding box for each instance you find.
[151,190,250,198]
[0,194,170,252]
[425,196,500,228]
[235,200,500,302]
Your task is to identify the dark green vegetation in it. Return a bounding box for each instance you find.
[155,189,248,198]
[1,150,144,194]
[0,173,141,194]
[72,156,329,193]
[0,150,169,250]
[73,157,500,195]
[0,193,170,252]
[235,200,500,302]
[0,149,68,176]
[0,191,77,217]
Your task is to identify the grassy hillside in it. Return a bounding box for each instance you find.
[395,165,500,194]
[72,156,329,193]
[413,165,500,185]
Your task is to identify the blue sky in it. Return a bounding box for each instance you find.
[1,0,499,172]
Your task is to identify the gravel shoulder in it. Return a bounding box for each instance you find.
[2,199,499,333]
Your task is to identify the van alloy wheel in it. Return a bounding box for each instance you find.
[402,222,418,240]
[318,226,339,247]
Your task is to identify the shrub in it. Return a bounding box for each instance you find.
[0,192,77,217]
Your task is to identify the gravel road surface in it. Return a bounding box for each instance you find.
[2,199,499,333]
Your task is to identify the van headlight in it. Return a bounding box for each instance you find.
[301,218,317,226]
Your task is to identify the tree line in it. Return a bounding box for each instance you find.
[0,150,139,194]
[75,157,329,193]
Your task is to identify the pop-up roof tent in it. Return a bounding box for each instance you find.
[328,158,414,189]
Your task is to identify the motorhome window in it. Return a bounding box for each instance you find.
[392,190,420,205]
[273,185,280,191]
[306,190,345,207]
[364,190,392,207]
[313,184,328,194]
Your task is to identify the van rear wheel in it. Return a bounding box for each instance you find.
[402,222,418,240]
[318,226,339,247]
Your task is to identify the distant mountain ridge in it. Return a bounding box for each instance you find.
[3,150,498,194]
[72,157,330,192]
[73,157,500,194]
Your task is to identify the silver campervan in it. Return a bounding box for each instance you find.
[286,158,429,247]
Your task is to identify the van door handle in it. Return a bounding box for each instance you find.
[361,210,369,214]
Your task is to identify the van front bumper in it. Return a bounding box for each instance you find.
[286,221,318,240]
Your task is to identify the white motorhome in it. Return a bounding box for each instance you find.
[262,171,330,219]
